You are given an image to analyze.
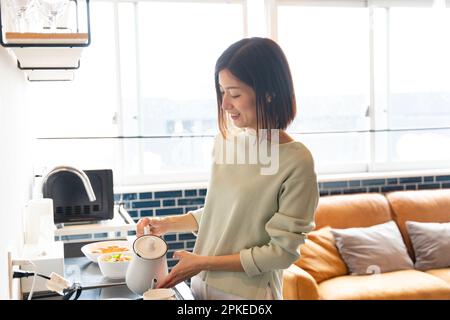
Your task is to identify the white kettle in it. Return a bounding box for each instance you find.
[126,235,169,295]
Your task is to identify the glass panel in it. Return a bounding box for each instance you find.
[28,1,119,138]
[373,128,450,163]
[389,7,450,129]
[134,1,244,136]
[278,6,370,170]
[123,136,214,183]
[33,137,119,176]
[292,132,369,173]
[34,135,216,185]
[278,6,370,133]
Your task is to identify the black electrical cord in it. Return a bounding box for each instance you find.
[62,283,82,300]
[13,270,83,300]
[13,270,50,280]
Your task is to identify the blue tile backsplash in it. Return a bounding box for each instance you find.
[56,174,450,270]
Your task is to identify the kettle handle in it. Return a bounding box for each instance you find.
[150,278,157,290]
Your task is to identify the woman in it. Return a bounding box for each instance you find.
[136,37,319,300]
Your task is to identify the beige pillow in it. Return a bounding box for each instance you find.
[296,227,348,283]
[331,221,414,275]
[406,221,450,271]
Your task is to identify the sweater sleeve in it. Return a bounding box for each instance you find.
[240,175,319,277]
[189,207,204,236]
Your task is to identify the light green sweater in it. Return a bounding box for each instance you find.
[191,130,319,300]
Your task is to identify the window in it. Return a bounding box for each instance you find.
[373,5,450,167]
[29,1,119,138]
[29,1,120,178]
[389,8,450,130]
[28,0,450,186]
[275,0,450,173]
[120,1,245,184]
[29,0,245,185]
[277,5,370,173]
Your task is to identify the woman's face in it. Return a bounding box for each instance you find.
[218,69,257,130]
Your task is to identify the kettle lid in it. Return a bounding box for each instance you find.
[133,235,167,259]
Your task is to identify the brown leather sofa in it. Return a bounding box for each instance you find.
[283,189,450,300]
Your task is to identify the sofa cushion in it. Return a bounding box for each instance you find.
[386,189,450,259]
[318,269,450,300]
[314,193,392,230]
[331,221,414,275]
[295,227,348,283]
[406,221,450,270]
[426,268,450,285]
[283,264,320,300]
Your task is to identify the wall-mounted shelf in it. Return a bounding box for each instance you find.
[5,32,89,44]
[0,0,91,81]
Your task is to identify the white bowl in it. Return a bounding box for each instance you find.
[81,240,132,263]
[97,252,133,279]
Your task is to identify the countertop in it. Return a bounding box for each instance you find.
[30,257,195,300]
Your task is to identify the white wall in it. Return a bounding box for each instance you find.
[0,47,32,299]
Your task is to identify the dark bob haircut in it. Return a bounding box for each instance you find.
[215,37,296,139]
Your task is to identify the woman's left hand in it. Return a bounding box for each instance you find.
[156,250,206,289]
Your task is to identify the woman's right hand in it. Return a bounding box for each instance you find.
[136,217,170,237]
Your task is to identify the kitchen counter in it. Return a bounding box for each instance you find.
[30,257,194,300]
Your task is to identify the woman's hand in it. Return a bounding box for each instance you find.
[156,251,206,289]
[136,217,170,237]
